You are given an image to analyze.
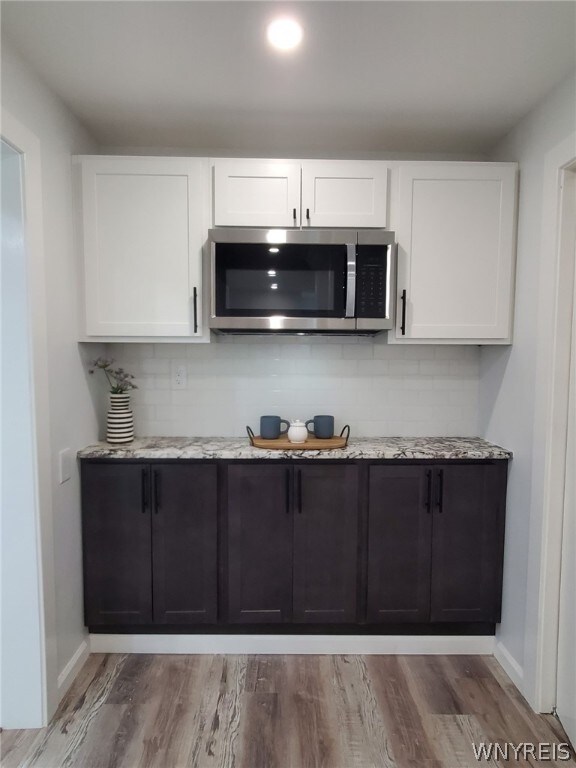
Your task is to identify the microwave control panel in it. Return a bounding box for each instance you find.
[356,247,387,318]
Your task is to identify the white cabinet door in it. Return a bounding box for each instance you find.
[214,159,301,227]
[301,160,389,228]
[394,162,517,343]
[80,156,206,338]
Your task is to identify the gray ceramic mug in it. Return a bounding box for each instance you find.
[260,415,290,439]
[305,415,335,439]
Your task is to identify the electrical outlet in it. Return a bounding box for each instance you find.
[59,448,72,484]
[172,363,188,389]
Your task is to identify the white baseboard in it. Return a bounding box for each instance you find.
[57,639,90,697]
[494,639,524,690]
[90,634,496,655]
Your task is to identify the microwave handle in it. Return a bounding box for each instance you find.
[345,244,356,318]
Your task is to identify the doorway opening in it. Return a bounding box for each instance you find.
[553,162,576,746]
[1,138,46,726]
[534,150,576,743]
[1,118,57,727]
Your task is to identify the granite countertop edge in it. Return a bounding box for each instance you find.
[77,436,513,461]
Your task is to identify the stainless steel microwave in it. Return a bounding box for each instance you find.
[207,228,396,334]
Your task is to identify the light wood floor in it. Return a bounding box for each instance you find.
[2,653,574,768]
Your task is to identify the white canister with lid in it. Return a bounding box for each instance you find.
[287,419,308,443]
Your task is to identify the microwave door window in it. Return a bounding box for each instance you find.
[225,270,335,312]
[215,244,346,318]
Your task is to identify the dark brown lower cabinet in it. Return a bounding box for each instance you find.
[151,464,217,624]
[367,466,432,623]
[430,464,506,622]
[82,457,508,630]
[82,463,152,625]
[226,463,359,624]
[82,462,217,626]
[227,464,293,623]
[293,465,359,623]
[367,463,507,624]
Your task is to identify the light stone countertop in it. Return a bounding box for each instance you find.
[78,436,512,461]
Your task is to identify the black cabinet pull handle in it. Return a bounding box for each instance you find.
[306,208,310,221]
[293,207,297,222]
[436,469,444,513]
[297,469,303,513]
[425,470,432,513]
[154,469,161,513]
[193,286,198,334]
[400,289,407,335]
[285,468,291,514]
[142,468,148,513]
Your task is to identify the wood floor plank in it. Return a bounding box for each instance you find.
[61,654,159,768]
[279,655,341,768]
[116,654,203,768]
[452,668,574,767]
[237,692,285,768]
[444,654,495,680]
[483,657,576,752]
[329,655,395,768]
[5,654,129,768]
[366,655,437,765]
[3,652,575,768]
[399,655,464,715]
[0,727,44,768]
[422,713,501,768]
[190,655,248,768]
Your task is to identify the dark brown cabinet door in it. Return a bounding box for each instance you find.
[151,464,217,624]
[82,463,152,625]
[293,465,359,623]
[227,464,293,623]
[367,466,433,623]
[430,464,506,622]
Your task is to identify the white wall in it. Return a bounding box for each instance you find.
[481,71,576,697]
[104,338,481,439]
[1,42,102,710]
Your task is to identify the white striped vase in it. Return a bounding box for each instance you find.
[106,393,134,444]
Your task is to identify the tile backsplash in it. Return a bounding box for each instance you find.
[104,337,480,438]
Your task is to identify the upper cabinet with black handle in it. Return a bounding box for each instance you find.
[76,155,210,342]
[367,462,507,624]
[392,162,517,344]
[213,159,389,229]
[226,463,359,624]
[81,462,217,626]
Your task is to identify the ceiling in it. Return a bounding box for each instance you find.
[2,1,575,155]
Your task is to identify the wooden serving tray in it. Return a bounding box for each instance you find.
[247,425,350,451]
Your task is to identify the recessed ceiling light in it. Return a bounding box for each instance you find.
[268,247,279,254]
[267,17,303,51]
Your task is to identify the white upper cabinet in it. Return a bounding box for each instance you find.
[301,160,388,228]
[213,159,389,228]
[214,160,301,227]
[393,162,517,344]
[78,156,208,339]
